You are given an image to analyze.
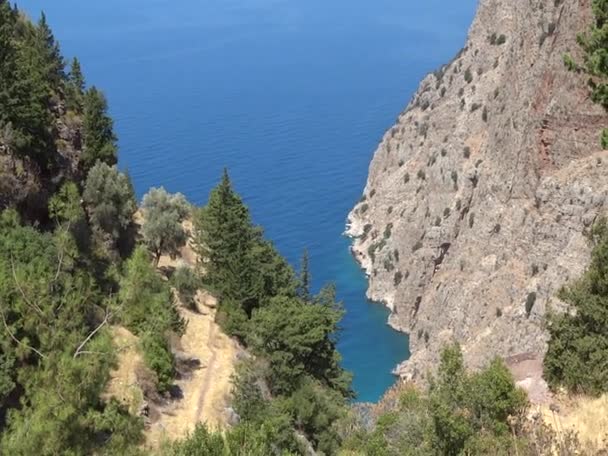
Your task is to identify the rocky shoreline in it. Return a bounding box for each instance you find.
[346,0,608,384]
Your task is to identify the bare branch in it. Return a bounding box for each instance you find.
[10,255,44,316]
[73,308,112,358]
[53,222,71,284]
[0,307,46,359]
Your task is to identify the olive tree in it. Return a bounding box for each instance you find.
[141,187,190,265]
[82,162,136,250]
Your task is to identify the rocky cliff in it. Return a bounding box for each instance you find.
[347,0,607,384]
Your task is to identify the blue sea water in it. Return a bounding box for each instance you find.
[20,0,477,402]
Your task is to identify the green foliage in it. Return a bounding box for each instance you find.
[193,170,297,321]
[565,0,608,146]
[83,162,136,250]
[297,249,311,301]
[602,128,608,149]
[544,218,608,395]
[34,12,65,87]
[119,246,184,336]
[82,86,117,170]
[248,295,351,397]
[141,333,175,393]
[193,169,259,308]
[66,57,85,112]
[171,265,200,310]
[286,378,346,454]
[166,422,287,456]
[0,209,143,454]
[342,345,527,456]
[119,247,185,391]
[141,187,190,264]
[0,5,55,164]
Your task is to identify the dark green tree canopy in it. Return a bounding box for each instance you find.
[544,219,608,395]
[83,161,136,247]
[82,86,117,170]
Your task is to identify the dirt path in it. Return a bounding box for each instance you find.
[136,217,240,448]
[145,297,239,448]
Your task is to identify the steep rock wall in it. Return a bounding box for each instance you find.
[347,0,607,382]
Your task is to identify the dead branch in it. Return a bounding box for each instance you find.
[10,255,44,316]
[0,307,46,359]
[73,307,112,358]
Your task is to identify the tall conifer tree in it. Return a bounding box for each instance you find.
[82,87,117,170]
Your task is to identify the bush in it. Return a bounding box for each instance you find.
[464,68,473,83]
[172,266,200,310]
[141,333,175,393]
[544,219,608,395]
[141,187,190,265]
[394,271,403,286]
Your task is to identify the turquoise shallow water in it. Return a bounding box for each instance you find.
[20,0,477,402]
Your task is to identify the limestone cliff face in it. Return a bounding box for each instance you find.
[347,0,607,382]
[0,96,82,218]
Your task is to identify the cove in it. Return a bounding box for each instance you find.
[19,0,477,402]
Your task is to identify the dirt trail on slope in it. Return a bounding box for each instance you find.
[145,299,239,448]
[128,214,240,448]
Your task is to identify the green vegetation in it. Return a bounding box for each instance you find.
[141,187,190,265]
[190,170,353,451]
[171,265,201,310]
[1,4,605,455]
[82,87,118,170]
[544,219,608,395]
[342,344,531,456]
[564,0,608,147]
[83,161,137,253]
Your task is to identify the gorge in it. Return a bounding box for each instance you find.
[19,0,477,402]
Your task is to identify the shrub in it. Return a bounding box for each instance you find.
[451,170,459,189]
[83,162,136,247]
[417,169,426,180]
[525,292,536,317]
[141,333,175,393]
[464,68,473,83]
[384,223,393,239]
[412,241,423,252]
[463,147,471,158]
[404,173,410,184]
[172,266,200,310]
[496,34,506,45]
[141,187,190,265]
[360,203,369,214]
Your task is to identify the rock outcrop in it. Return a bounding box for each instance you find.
[0,95,82,219]
[347,0,607,382]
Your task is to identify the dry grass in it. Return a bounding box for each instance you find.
[144,300,239,449]
[142,214,239,449]
[539,393,608,449]
[103,326,145,415]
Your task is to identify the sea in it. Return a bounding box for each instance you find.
[19,0,477,402]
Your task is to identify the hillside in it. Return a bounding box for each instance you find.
[347,0,607,391]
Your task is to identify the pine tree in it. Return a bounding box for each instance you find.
[82,87,117,171]
[36,12,64,87]
[297,248,311,301]
[70,57,85,93]
[66,57,85,112]
[193,169,258,311]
